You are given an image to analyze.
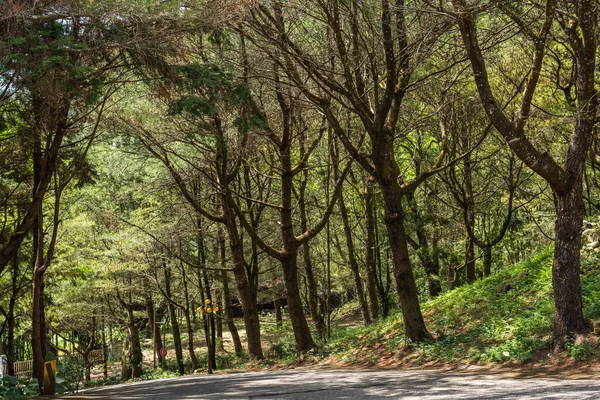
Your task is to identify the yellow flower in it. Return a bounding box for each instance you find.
[214,306,220,313]
[206,307,213,313]
[196,307,203,313]
[205,299,211,305]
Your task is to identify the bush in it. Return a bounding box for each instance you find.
[0,375,39,399]
[57,353,86,393]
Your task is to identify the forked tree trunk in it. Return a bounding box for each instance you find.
[281,253,315,352]
[222,205,263,359]
[452,0,595,351]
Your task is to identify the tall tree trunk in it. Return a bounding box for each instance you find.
[7,252,18,376]
[280,135,315,352]
[338,190,370,324]
[218,231,243,354]
[464,151,476,283]
[379,183,430,342]
[364,180,380,319]
[164,266,184,375]
[181,265,198,371]
[222,201,263,359]
[32,268,45,387]
[202,269,217,371]
[127,322,143,379]
[298,175,324,337]
[145,296,164,365]
[31,114,45,387]
[120,335,131,381]
[553,181,587,349]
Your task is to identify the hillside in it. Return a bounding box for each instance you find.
[318,248,600,370]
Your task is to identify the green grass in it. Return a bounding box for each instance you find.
[325,247,600,365]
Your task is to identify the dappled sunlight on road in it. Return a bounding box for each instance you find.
[54,369,600,399]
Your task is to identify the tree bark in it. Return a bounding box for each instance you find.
[32,268,45,386]
[222,204,263,359]
[145,296,164,365]
[181,265,198,371]
[364,180,380,319]
[380,183,431,342]
[218,231,243,354]
[274,297,283,327]
[464,152,477,283]
[482,246,492,277]
[297,132,325,337]
[552,172,588,349]
[338,186,370,324]
[453,0,595,351]
[281,252,315,352]
[164,266,184,375]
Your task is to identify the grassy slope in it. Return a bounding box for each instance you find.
[324,247,600,366]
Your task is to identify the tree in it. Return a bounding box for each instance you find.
[451,0,596,350]
[242,0,457,342]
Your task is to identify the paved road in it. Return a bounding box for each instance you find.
[56,369,600,399]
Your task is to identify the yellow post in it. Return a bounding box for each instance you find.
[42,360,57,395]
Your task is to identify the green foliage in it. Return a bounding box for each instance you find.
[0,376,39,399]
[267,343,296,361]
[57,354,86,393]
[566,340,592,362]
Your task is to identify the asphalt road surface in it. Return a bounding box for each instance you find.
[55,369,600,399]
